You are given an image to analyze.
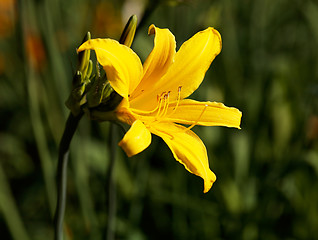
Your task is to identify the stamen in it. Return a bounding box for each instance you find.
[182,104,208,133]
[131,99,160,115]
[155,94,165,119]
[158,91,170,119]
[167,86,182,117]
[132,87,182,117]
[129,91,165,116]
[133,87,181,127]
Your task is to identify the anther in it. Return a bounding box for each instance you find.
[160,92,170,118]
[166,86,182,117]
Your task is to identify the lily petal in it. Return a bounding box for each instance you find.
[130,27,222,110]
[118,120,152,157]
[150,122,216,193]
[165,99,242,128]
[78,39,143,99]
[161,27,222,99]
[130,25,176,105]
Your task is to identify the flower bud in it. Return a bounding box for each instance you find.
[66,16,138,117]
[78,32,91,77]
[66,32,92,116]
[86,75,107,108]
[119,15,137,47]
[86,15,137,110]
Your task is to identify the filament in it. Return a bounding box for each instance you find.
[134,87,184,132]
[155,92,166,119]
[166,86,182,117]
[182,104,208,133]
[158,91,170,119]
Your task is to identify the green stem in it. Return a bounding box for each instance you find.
[54,112,83,240]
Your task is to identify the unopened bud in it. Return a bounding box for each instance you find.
[119,15,137,47]
[86,76,107,108]
[78,32,91,78]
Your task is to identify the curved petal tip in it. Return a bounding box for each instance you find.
[118,120,152,157]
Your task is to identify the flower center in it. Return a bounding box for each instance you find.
[131,86,207,138]
[155,91,171,120]
[154,86,183,121]
[131,86,182,117]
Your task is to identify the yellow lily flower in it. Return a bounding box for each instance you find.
[78,24,242,193]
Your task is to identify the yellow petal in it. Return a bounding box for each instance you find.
[130,24,176,105]
[150,123,216,193]
[118,120,152,157]
[77,39,143,99]
[161,28,222,99]
[130,27,222,110]
[165,99,242,128]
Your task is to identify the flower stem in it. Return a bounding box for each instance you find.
[54,112,83,240]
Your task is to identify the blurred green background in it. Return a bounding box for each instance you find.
[1,0,318,239]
